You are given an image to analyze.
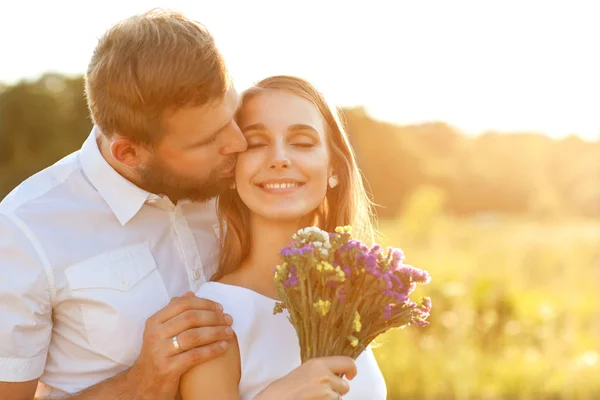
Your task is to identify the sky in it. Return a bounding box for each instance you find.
[1,0,598,140]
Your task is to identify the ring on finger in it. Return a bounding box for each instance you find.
[172,335,184,353]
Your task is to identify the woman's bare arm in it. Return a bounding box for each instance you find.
[179,337,241,400]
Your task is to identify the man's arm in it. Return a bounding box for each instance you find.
[68,309,231,400]
[0,294,233,400]
[0,213,234,400]
[0,381,38,400]
[0,213,53,400]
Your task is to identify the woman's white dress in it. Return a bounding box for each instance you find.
[195,282,387,400]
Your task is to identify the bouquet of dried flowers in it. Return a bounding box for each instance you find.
[273,226,431,362]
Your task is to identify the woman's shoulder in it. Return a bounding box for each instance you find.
[195,281,277,321]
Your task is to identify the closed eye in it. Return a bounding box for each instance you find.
[293,143,315,148]
[246,143,267,149]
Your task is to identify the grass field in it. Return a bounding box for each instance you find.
[372,214,600,400]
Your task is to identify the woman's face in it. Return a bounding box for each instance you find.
[234,89,332,223]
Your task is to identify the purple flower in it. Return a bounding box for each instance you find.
[383,290,408,303]
[422,297,432,312]
[405,300,417,308]
[408,282,417,294]
[387,273,403,289]
[412,301,432,326]
[337,287,347,303]
[280,244,314,257]
[363,252,378,269]
[395,265,431,284]
[382,274,393,290]
[283,265,300,287]
[283,276,299,287]
[340,265,351,276]
[383,304,396,318]
[280,246,296,257]
[390,248,405,267]
[366,266,382,278]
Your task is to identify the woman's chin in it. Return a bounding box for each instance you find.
[255,208,313,224]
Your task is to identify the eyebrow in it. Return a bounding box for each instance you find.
[242,123,319,135]
[241,123,267,133]
[288,124,320,135]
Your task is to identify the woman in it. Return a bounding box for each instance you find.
[180,76,387,399]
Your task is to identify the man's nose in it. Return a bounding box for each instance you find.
[221,122,247,155]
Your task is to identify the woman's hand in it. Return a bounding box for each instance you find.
[254,356,357,400]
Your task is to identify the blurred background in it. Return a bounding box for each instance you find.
[1,1,599,399]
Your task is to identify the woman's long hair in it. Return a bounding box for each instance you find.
[212,75,377,281]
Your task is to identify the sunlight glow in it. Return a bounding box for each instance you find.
[1,0,598,140]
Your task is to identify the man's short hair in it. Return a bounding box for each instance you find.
[85,8,230,144]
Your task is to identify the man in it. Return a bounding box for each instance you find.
[0,8,356,400]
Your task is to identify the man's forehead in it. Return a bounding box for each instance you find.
[224,85,239,109]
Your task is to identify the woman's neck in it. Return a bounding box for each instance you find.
[236,216,304,298]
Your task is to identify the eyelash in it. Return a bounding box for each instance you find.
[193,135,218,148]
[247,143,314,149]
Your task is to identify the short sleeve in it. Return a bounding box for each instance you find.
[0,212,53,382]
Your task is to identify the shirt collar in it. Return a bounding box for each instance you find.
[79,126,153,225]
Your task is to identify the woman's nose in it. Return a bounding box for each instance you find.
[269,145,291,169]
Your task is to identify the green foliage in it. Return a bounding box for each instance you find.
[373,217,600,399]
[1,74,599,220]
[0,74,92,197]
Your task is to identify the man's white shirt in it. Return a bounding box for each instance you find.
[0,127,221,397]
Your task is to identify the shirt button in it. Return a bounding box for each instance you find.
[121,279,128,287]
[193,270,201,280]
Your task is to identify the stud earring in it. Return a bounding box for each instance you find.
[328,175,338,188]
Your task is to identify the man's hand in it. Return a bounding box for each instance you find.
[126,291,234,399]
[255,356,357,400]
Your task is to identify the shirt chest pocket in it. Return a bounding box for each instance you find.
[65,242,170,366]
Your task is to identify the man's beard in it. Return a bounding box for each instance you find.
[137,158,232,203]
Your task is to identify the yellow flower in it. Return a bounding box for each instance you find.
[273,302,286,315]
[352,311,362,333]
[313,299,332,316]
[347,335,359,347]
[335,225,352,234]
[316,261,334,273]
[274,265,282,280]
